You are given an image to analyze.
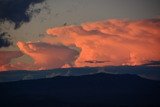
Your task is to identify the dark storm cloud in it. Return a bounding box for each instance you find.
[0,0,45,29]
[85,60,109,64]
[143,61,160,66]
[0,32,12,48]
[0,0,45,48]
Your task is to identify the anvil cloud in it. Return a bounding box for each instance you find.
[17,41,79,70]
[47,18,160,67]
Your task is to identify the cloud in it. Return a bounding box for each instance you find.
[0,32,12,48]
[84,60,109,64]
[0,0,47,49]
[17,41,79,70]
[143,61,160,66]
[0,51,23,71]
[0,51,23,66]
[0,0,46,29]
[1,18,160,71]
[46,18,160,67]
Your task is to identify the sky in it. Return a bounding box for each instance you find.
[0,0,160,71]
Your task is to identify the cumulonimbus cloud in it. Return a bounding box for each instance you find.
[17,41,80,70]
[47,18,160,67]
[1,18,160,71]
[0,41,80,71]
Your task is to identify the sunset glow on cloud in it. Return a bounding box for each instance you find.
[47,18,160,67]
[0,18,160,71]
[17,41,79,70]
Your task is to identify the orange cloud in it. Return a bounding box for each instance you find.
[17,41,79,70]
[1,18,160,71]
[46,18,160,67]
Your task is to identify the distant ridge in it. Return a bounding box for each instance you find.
[0,65,160,82]
[0,73,160,107]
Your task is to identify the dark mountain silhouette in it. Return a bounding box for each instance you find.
[0,73,160,107]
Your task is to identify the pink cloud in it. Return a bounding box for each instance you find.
[0,51,23,71]
[1,18,160,71]
[17,41,79,70]
[46,18,160,67]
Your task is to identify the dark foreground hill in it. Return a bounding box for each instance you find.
[0,73,160,107]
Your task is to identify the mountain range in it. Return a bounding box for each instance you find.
[0,72,160,107]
